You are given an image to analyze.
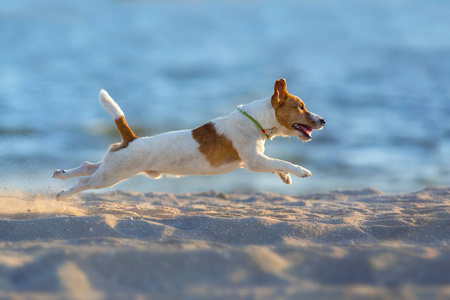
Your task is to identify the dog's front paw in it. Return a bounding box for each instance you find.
[276,172,292,185]
[297,167,311,178]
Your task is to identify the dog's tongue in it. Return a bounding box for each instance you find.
[299,124,313,134]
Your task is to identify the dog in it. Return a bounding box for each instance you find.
[53,79,325,200]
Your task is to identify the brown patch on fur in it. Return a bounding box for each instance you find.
[192,122,242,167]
[271,79,320,130]
[110,115,139,152]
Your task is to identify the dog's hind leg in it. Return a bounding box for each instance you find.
[56,176,95,201]
[56,174,113,201]
[56,163,140,200]
[53,161,101,180]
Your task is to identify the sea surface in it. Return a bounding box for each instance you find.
[1,0,449,195]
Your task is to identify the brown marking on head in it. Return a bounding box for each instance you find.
[192,122,242,167]
[271,78,325,141]
[110,115,139,152]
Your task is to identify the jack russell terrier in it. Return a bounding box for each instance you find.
[53,79,325,200]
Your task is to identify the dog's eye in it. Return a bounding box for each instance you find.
[298,105,304,110]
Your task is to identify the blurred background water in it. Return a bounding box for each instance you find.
[0,0,449,195]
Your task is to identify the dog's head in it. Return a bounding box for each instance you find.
[271,79,325,141]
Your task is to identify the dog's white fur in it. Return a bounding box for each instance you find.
[99,89,123,119]
[53,79,325,200]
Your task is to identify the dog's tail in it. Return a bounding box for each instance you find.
[99,89,138,152]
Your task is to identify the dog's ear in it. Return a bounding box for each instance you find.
[271,78,288,108]
[275,78,288,97]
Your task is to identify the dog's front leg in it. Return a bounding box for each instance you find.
[242,153,311,179]
[275,171,292,185]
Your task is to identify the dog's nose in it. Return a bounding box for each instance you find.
[320,118,326,126]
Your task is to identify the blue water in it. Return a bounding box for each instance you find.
[1,0,449,195]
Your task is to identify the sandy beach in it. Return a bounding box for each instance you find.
[0,187,448,299]
[1,0,449,299]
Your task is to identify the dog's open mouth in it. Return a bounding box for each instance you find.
[292,123,313,139]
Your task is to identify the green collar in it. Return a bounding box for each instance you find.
[237,106,270,139]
